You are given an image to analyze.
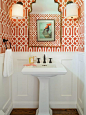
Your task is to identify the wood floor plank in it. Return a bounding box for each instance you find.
[10,109,79,115]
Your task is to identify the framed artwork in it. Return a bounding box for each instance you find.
[37,20,55,42]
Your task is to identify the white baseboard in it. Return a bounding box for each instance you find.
[50,101,77,108]
[77,103,84,115]
[13,101,39,108]
[13,101,76,109]
[2,98,13,115]
[4,103,13,115]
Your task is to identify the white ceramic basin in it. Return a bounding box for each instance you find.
[22,62,67,115]
[34,63,56,68]
[22,62,67,77]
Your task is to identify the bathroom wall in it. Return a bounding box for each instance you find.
[78,0,84,52]
[0,0,12,53]
[0,1,12,114]
[0,54,12,115]
[85,0,86,52]
[76,1,85,115]
[77,53,85,115]
[0,0,84,52]
[10,0,84,52]
[84,1,86,115]
[84,53,86,115]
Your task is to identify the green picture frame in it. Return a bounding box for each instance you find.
[37,20,55,42]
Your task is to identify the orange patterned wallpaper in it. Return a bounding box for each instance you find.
[0,0,84,52]
[0,0,12,53]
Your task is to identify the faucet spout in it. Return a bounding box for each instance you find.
[43,54,46,63]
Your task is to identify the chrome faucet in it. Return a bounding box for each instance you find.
[43,54,46,63]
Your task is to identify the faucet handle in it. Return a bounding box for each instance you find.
[49,58,52,63]
[37,58,40,63]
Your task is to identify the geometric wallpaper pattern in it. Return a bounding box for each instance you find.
[0,0,84,53]
[78,1,84,52]
[0,0,12,53]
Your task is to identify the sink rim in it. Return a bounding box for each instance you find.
[22,62,67,77]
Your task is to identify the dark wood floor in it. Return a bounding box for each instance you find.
[10,109,79,115]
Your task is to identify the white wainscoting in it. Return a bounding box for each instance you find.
[77,53,86,115]
[84,53,86,115]
[12,52,78,108]
[0,53,12,115]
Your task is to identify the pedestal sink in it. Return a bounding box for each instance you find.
[22,62,67,115]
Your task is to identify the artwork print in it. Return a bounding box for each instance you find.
[37,20,55,41]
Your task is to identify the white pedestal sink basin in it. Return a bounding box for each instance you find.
[22,62,67,115]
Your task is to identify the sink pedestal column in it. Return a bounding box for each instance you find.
[36,77,52,115]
